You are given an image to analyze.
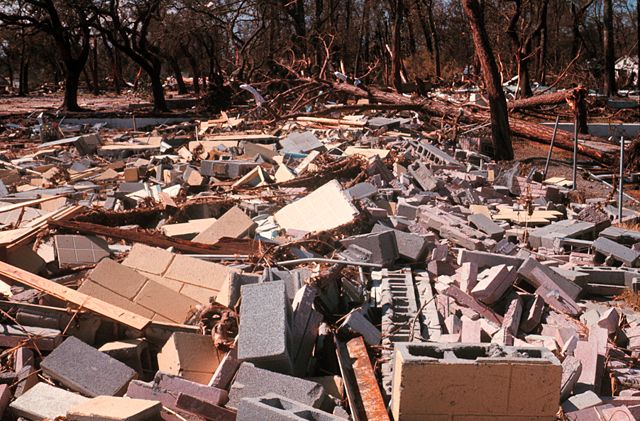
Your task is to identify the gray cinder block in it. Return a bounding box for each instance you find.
[237,394,343,421]
[238,281,293,374]
[228,363,329,410]
[10,382,89,420]
[41,336,137,397]
[593,237,640,267]
[340,230,399,266]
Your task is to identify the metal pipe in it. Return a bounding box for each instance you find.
[276,258,383,268]
[573,114,578,190]
[619,136,625,221]
[543,115,560,179]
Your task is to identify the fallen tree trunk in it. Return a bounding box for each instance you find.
[508,86,585,110]
[316,79,616,165]
[509,86,589,135]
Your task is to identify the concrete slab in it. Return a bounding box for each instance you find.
[274,180,359,235]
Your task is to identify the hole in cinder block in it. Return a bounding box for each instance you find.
[294,410,324,420]
[406,345,444,359]
[452,346,487,360]
[260,397,289,410]
[514,348,542,358]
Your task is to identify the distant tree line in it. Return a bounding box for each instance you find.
[0,0,637,112]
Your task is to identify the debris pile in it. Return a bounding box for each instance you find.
[0,112,638,420]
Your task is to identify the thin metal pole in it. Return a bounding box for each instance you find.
[572,113,578,190]
[543,115,560,179]
[619,136,625,222]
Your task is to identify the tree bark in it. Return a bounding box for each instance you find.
[463,0,513,160]
[149,69,167,113]
[390,0,404,92]
[169,57,188,95]
[603,0,617,96]
[91,38,99,95]
[63,67,82,111]
[426,0,441,78]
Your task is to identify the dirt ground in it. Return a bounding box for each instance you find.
[0,92,151,117]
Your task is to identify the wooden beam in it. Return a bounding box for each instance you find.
[50,220,258,256]
[0,261,150,331]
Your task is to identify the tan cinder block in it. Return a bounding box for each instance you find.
[508,362,562,416]
[391,343,561,420]
[157,332,224,384]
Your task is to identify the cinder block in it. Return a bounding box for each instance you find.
[561,390,603,413]
[200,160,258,178]
[0,384,11,418]
[192,205,257,245]
[391,342,561,420]
[561,356,583,400]
[458,249,524,269]
[238,281,293,374]
[157,333,224,384]
[154,372,227,405]
[529,220,596,250]
[470,264,516,305]
[10,382,89,420]
[468,213,505,240]
[593,237,640,267]
[338,309,381,346]
[520,294,545,333]
[41,336,137,397]
[66,395,162,421]
[518,257,582,315]
[340,230,399,266]
[228,363,328,410]
[291,285,323,376]
[372,224,431,262]
[99,339,148,375]
[238,394,343,421]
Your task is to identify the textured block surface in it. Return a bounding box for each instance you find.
[67,395,162,421]
[41,336,137,397]
[227,363,327,410]
[238,394,343,421]
[238,281,293,373]
[10,383,88,420]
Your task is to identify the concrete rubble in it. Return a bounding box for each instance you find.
[0,114,638,420]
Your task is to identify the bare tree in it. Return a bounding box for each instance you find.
[462,0,513,161]
[0,0,93,110]
[93,0,168,112]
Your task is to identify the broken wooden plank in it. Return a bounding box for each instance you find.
[0,260,150,331]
